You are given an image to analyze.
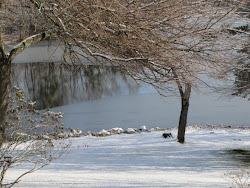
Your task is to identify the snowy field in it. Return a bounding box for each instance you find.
[7,126,250,188]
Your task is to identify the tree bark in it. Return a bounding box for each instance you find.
[0,31,10,146]
[177,83,191,143]
[0,59,11,147]
[177,97,190,143]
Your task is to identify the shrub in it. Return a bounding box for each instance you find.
[0,87,70,187]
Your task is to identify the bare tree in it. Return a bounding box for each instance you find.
[0,0,248,147]
[225,168,250,188]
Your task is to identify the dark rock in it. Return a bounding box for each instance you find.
[91,132,98,137]
[162,133,173,138]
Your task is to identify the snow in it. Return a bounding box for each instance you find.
[126,128,136,133]
[109,127,124,134]
[98,129,110,135]
[72,129,83,137]
[6,126,250,187]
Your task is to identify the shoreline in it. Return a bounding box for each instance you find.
[57,124,250,139]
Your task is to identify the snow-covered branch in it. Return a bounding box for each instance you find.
[8,31,53,61]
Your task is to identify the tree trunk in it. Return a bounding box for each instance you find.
[0,30,52,147]
[177,84,191,143]
[177,97,190,143]
[0,59,11,147]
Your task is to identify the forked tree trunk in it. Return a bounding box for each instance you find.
[0,59,11,147]
[177,83,191,143]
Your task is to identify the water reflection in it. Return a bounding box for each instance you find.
[11,63,140,109]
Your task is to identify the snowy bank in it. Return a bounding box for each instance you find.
[6,126,250,188]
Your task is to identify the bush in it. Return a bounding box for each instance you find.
[0,87,70,187]
[225,168,250,188]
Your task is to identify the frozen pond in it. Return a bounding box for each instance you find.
[10,42,250,132]
[11,62,250,133]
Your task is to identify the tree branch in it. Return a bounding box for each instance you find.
[8,31,53,62]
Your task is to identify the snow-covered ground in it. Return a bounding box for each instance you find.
[7,126,250,188]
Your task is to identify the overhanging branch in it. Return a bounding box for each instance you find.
[8,31,53,62]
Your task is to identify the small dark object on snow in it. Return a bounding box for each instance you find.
[162,133,173,138]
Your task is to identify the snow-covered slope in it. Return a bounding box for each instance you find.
[7,126,250,187]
